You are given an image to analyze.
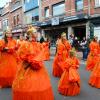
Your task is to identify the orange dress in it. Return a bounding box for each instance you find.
[0,38,18,87]
[89,45,100,88]
[86,41,99,71]
[53,40,71,77]
[42,42,50,61]
[58,57,80,96]
[12,41,54,100]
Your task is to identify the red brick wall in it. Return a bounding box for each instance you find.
[40,0,100,21]
[41,0,64,20]
[10,8,23,29]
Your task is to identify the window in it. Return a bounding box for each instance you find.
[13,16,16,26]
[45,7,49,18]
[3,19,9,30]
[52,2,65,16]
[32,16,39,23]
[75,0,83,11]
[95,0,100,7]
[17,15,19,24]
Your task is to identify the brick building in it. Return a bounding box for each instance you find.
[0,7,3,38]
[10,0,24,38]
[39,0,100,41]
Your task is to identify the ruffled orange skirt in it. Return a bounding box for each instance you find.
[53,57,63,77]
[0,52,17,87]
[58,70,80,96]
[12,64,54,100]
[86,54,99,71]
[89,62,100,88]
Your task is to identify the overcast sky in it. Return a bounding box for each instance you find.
[0,0,11,7]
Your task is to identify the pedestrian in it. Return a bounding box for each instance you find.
[86,36,99,71]
[80,37,87,60]
[89,40,100,88]
[12,27,54,100]
[53,32,71,77]
[58,49,80,96]
[0,29,18,88]
[40,36,45,43]
[72,37,79,51]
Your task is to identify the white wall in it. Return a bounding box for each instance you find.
[94,27,100,41]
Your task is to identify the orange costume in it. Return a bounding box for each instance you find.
[89,44,100,88]
[58,57,80,96]
[0,38,18,87]
[12,41,54,100]
[53,39,71,77]
[42,42,50,61]
[86,41,99,71]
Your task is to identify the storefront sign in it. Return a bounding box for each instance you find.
[51,17,59,26]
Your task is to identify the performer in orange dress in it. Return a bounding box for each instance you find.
[17,34,25,48]
[58,49,80,96]
[0,29,18,88]
[89,40,100,88]
[86,36,99,71]
[53,32,71,77]
[42,40,50,61]
[12,27,54,100]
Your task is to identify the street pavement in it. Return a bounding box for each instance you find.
[0,48,100,100]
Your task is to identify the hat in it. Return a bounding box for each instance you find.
[61,32,66,37]
[27,27,37,35]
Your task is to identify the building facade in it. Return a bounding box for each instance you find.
[10,0,24,38]
[23,0,39,25]
[39,0,100,41]
[1,3,11,32]
[0,7,3,39]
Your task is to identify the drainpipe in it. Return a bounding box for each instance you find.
[88,0,91,16]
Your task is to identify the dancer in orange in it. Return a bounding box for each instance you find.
[89,40,100,88]
[53,32,71,77]
[58,49,80,96]
[0,29,18,88]
[86,37,99,71]
[42,39,50,61]
[17,34,25,48]
[12,27,54,100]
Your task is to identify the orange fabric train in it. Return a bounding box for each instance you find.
[0,38,18,87]
[12,41,54,100]
[86,41,99,71]
[58,57,80,96]
[53,40,71,77]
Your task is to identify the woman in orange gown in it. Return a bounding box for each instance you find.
[17,34,25,48]
[0,30,18,88]
[58,50,80,96]
[86,37,99,71]
[89,40,100,88]
[12,27,54,100]
[42,40,50,61]
[53,32,71,77]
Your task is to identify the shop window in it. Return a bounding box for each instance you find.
[45,7,49,18]
[52,2,65,16]
[75,0,83,11]
[32,16,39,23]
[95,0,100,7]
